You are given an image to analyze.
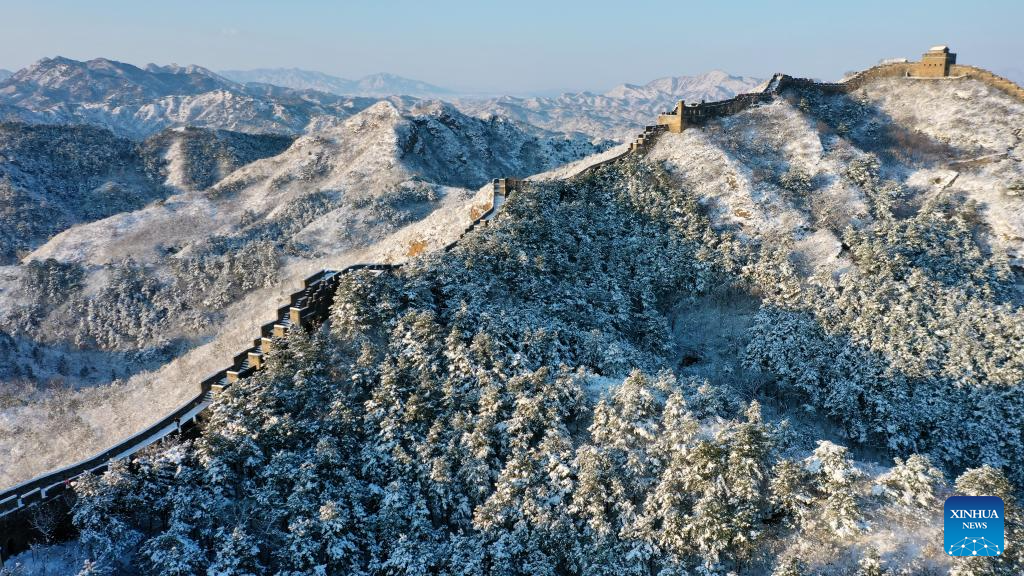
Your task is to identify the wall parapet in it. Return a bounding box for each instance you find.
[775,61,1024,104]
[949,65,1024,103]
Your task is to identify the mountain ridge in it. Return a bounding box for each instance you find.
[219,67,453,97]
[455,70,765,141]
[0,58,770,142]
[0,57,382,138]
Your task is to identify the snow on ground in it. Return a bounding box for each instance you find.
[860,78,1024,263]
[160,134,189,191]
[530,143,630,181]
[862,77,1024,153]
[29,193,220,265]
[0,541,88,576]
[647,106,822,244]
[29,103,408,266]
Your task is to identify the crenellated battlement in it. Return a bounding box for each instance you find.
[654,76,781,134]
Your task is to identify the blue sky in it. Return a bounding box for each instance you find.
[1,0,1021,94]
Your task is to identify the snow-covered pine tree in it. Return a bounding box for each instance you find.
[802,441,863,537]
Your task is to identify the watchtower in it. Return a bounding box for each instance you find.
[915,45,956,77]
[657,100,686,133]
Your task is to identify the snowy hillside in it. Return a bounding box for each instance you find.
[0,100,607,489]
[0,57,382,138]
[41,72,1024,576]
[139,127,294,191]
[221,68,453,97]
[0,59,766,143]
[0,122,296,263]
[0,122,169,263]
[26,100,608,267]
[648,76,1024,270]
[456,71,765,142]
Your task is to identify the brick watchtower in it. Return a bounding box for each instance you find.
[657,100,686,133]
[915,45,957,77]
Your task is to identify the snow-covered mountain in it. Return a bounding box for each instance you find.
[220,68,453,97]
[139,126,295,191]
[0,100,608,488]
[0,69,12,81]
[0,57,383,138]
[0,60,765,143]
[456,71,765,142]
[0,122,295,263]
[28,100,608,269]
[604,69,763,101]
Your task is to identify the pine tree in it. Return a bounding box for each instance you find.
[876,454,946,512]
[206,527,264,576]
[803,441,862,537]
[855,546,886,576]
[769,459,809,529]
[72,469,144,571]
[139,523,204,576]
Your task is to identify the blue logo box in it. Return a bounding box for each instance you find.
[944,496,1005,557]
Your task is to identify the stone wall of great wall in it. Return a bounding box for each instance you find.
[647,57,1023,140]
[950,64,1024,103]
[4,47,1024,558]
[772,61,1024,103]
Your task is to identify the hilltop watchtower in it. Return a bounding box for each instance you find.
[915,45,957,77]
[657,100,686,133]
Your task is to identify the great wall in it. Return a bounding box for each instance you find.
[2,44,1023,559]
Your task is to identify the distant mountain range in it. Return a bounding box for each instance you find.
[0,58,767,143]
[220,68,767,141]
[455,70,765,141]
[219,68,453,97]
[0,69,11,81]
[0,57,387,138]
[604,70,764,101]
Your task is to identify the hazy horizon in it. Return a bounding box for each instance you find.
[1,0,1022,94]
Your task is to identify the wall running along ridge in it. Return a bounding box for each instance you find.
[2,49,1023,556]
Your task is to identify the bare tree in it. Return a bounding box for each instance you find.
[29,501,61,545]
